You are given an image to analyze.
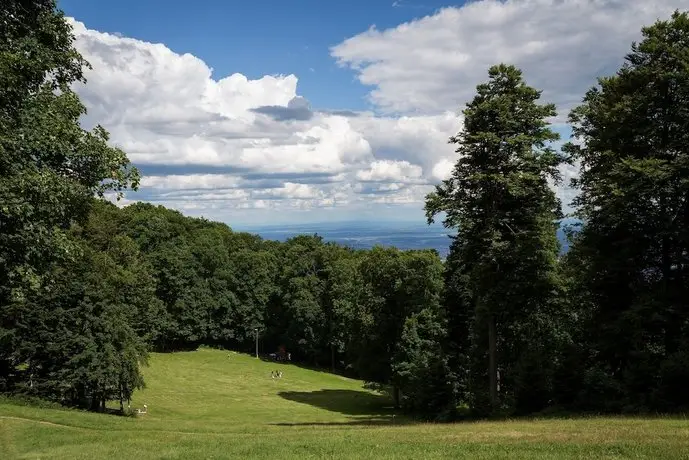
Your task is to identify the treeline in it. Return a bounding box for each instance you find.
[2,2,689,419]
[3,197,445,411]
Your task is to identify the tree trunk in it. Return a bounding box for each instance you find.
[659,83,678,355]
[660,194,676,354]
[119,384,124,413]
[393,385,400,409]
[119,387,124,413]
[331,344,335,373]
[488,314,498,410]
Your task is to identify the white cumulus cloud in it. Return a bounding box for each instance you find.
[356,160,423,182]
[66,17,452,221]
[331,0,685,118]
[69,0,682,224]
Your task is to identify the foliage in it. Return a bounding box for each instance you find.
[391,308,456,419]
[561,10,689,413]
[425,64,566,416]
[0,0,139,406]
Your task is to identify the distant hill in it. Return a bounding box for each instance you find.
[241,219,580,259]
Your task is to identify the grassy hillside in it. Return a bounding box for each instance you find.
[1,348,688,459]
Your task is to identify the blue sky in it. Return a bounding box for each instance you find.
[56,0,683,227]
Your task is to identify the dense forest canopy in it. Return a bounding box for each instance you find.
[1,1,688,419]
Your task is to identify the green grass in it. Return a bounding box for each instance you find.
[1,348,688,459]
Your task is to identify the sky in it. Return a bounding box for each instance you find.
[57,0,686,227]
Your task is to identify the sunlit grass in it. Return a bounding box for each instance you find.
[1,347,688,459]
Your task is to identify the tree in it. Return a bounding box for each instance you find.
[17,227,156,410]
[320,247,361,373]
[0,1,139,391]
[563,11,689,412]
[277,235,328,364]
[354,247,444,407]
[425,64,565,415]
[222,248,278,350]
[392,307,455,419]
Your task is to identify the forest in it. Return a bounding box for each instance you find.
[1,1,688,420]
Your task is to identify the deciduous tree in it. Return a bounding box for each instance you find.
[0,0,138,392]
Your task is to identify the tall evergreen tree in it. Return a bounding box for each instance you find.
[425,64,565,415]
[564,11,689,412]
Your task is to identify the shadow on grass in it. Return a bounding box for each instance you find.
[270,418,414,427]
[277,389,396,417]
[274,389,416,427]
[258,355,345,375]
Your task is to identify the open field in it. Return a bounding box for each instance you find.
[1,348,688,459]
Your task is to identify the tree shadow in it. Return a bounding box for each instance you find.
[270,418,414,427]
[258,354,364,382]
[275,389,417,427]
[277,389,396,417]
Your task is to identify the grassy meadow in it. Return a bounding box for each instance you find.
[1,347,688,459]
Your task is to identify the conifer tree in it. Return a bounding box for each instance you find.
[564,11,689,411]
[426,64,565,414]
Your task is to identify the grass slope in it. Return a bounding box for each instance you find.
[1,347,688,459]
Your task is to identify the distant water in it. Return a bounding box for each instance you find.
[241,220,576,260]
